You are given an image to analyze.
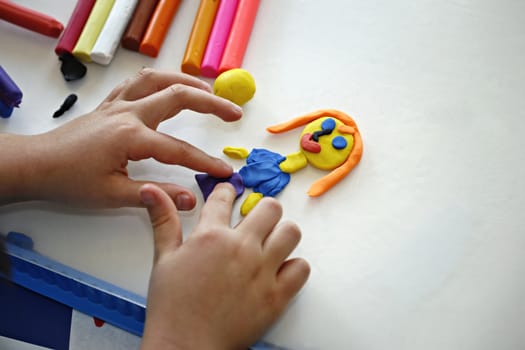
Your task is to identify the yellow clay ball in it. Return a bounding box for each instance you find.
[213,68,256,106]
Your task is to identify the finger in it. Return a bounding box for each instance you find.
[236,197,282,243]
[104,68,212,103]
[111,176,197,210]
[96,170,195,209]
[197,183,236,228]
[132,84,242,129]
[129,128,234,178]
[276,258,311,300]
[139,184,183,261]
[263,221,301,268]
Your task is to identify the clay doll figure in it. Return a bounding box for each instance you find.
[195,109,363,215]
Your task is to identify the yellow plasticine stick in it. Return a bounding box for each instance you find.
[73,0,116,62]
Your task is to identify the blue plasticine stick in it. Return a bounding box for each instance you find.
[0,66,23,108]
[1,232,284,349]
[0,99,14,118]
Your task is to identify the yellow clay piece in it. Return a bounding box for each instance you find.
[223,146,249,159]
[279,151,308,173]
[240,192,263,216]
[213,68,256,106]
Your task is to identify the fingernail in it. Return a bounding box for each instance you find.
[175,194,193,210]
[217,182,235,193]
[140,190,156,206]
[202,82,212,92]
[232,103,243,115]
[219,160,233,172]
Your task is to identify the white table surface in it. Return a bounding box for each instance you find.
[1,1,525,349]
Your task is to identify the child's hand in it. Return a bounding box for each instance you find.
[1,69,242,209]
[140,183,310,350]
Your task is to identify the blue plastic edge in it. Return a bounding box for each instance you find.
[1,232,281,349]
[2,233,146,336]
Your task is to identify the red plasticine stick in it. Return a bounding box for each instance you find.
[55,0,96,55]
[218,0,260,74]
[0,0,64,38]
[139,0,182,57]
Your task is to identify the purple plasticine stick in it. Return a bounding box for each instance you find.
[0,66,23,108]
[0,99,14,118]
[200,0,239,78]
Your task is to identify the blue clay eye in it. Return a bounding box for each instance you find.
[321,118,336,132]
[332,136,347,149]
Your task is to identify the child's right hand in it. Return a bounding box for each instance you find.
[139,183,310,350]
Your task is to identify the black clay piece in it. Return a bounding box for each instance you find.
[53,93,78,118]
[59,53,87,81]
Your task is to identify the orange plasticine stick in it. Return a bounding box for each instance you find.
[218,0,260,74]
[139,0,182,57]
[181,0,220,76]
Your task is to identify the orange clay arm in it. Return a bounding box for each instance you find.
[307,130,363,197]
[266,109,358,134]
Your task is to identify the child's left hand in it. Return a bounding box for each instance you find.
[0,69,242,209]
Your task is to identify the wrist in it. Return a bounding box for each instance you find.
[140,322,219,350]
[0,133,49,205]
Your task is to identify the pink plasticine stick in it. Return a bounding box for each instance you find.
[219,0,260,74]
[200,0,239,78]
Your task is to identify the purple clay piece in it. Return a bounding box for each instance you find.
[195,173,244,201]
[59,53,87,81]
[0,65,23,107]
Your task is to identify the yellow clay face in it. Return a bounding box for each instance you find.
[300,117,354,170]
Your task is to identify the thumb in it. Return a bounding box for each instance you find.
[139,184,183,261]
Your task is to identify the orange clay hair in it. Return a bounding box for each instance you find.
[266,109,363,197]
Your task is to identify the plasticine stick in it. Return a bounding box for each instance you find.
[121,0,159,51]
[139,0,182,57]
[218,0,260,73]
[181,0,220,76]
[91,0,139,65]
[200,0,239,78]
[0,0,64,38]
[0,65,23,108]
[72,0,116,62]
[55,0,96,55]
[0,100,13,118]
